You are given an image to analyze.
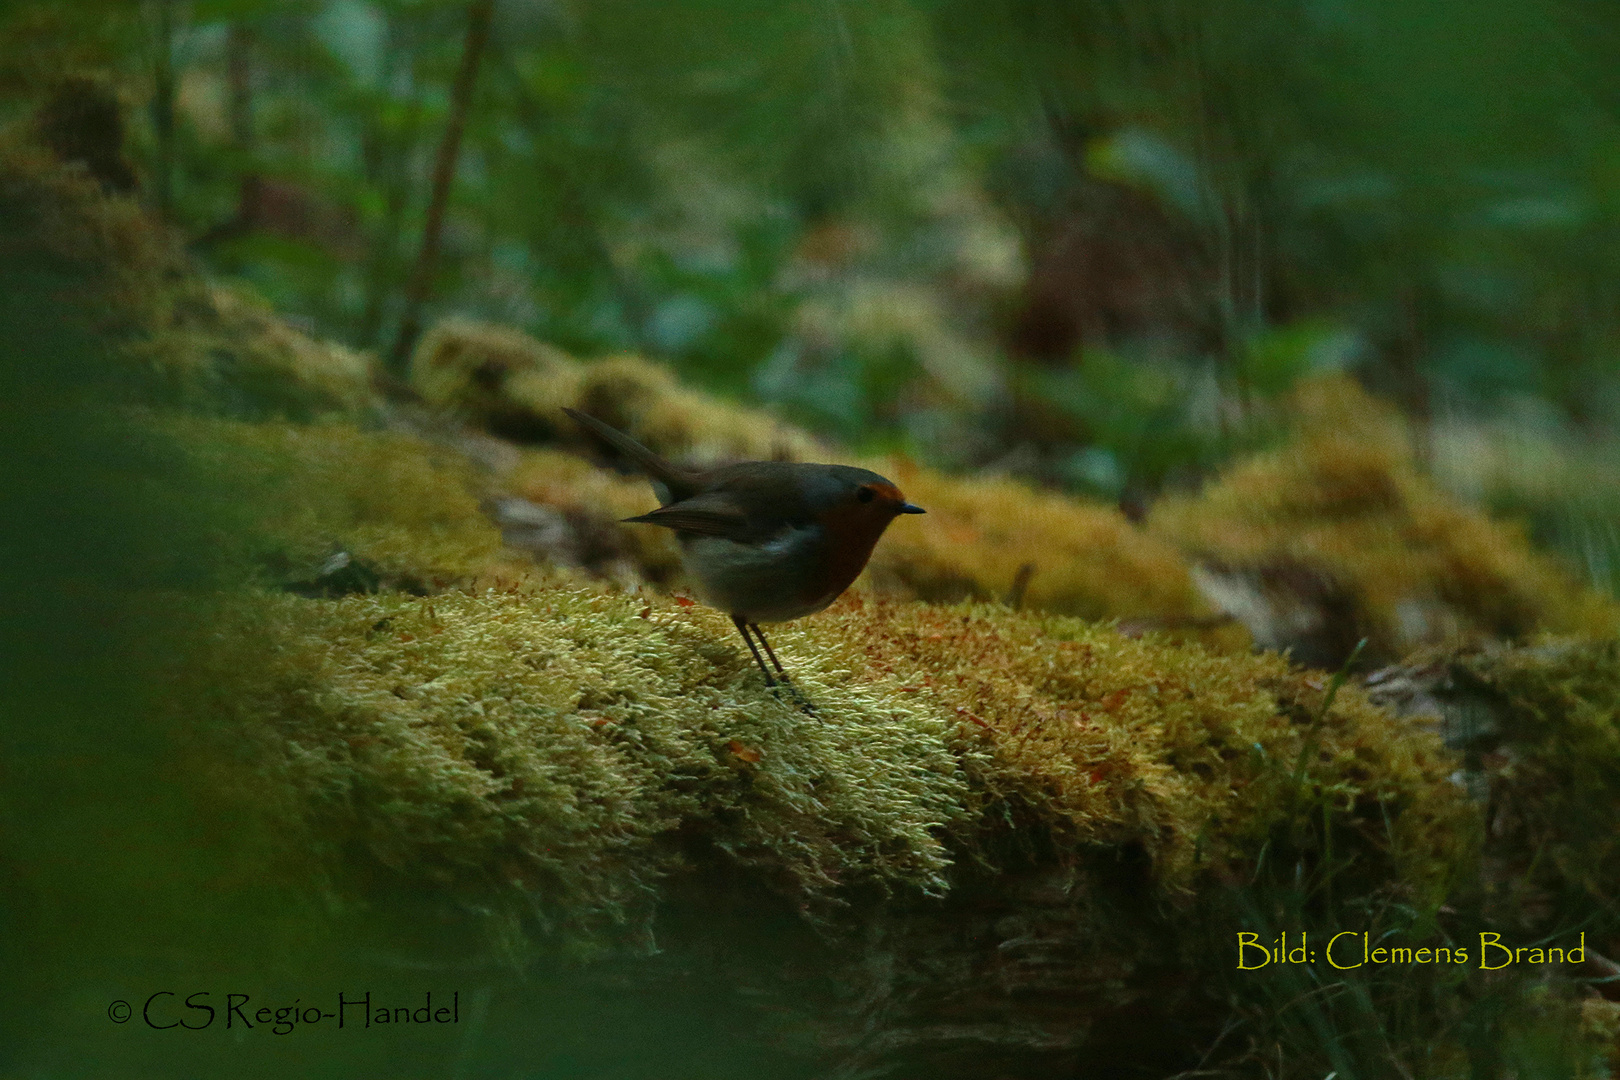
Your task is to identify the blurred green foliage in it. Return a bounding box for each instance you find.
[0,129,825,1080]
[8,0,1620,586]
[6,0,1619,460]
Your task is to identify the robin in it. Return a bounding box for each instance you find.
[564,408,924,693]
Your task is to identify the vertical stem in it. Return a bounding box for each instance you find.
[1397,280,1434,472]
[224,20,257,243]
[359,13,414,348]
[226,24,254,153]
[150,0,177,217]
[387,0,497,373]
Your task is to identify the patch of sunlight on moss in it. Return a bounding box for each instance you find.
[180,580,1472,946]
[798,595,1472,903]
[181,586,972,939]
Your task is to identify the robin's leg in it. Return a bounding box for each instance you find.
[750,623,815,715]
[749,623,790,679]
[731,615,776,687]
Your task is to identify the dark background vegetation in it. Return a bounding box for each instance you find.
[5,0,1620,531]
[3,1,1620,1078]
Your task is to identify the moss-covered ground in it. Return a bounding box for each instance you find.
[174,584,1472,925]
[6,137,1619,1078]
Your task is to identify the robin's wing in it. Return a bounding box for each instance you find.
[622,492,758,541]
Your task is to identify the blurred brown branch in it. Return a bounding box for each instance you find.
[388,0,497,373]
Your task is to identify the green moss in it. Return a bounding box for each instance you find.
[149,284,380,421]
[180,586,972,936]
[410,319,823,461]
[0,138,175,351]
[166,416,513,589]
[178,581,1471,943]
[410,317,584,442]
[1460,638,1620,932]
[0,137,380,422]
[570,354,825,464]
[799,596,1470,901]
[863,459,1241,642]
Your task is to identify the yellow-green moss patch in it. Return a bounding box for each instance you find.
[167,416,513,588]
[182,586,974,934]
[181,581,1472,937]
[796,596,1469,899]
[1150,377,1620,660]
[862,459,1238,641]
[411,319,822,462]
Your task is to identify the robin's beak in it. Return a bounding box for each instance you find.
[899,503,926,514]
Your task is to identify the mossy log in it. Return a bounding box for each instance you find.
[163,579,1474,1072]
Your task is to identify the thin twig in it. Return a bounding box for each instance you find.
[1289,638,1368,793]
[387,0,497,372]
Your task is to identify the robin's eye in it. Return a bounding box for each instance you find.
[856,486,876,503]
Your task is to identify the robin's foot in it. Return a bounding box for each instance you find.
[771,682,817,715]
[733,617,816,714]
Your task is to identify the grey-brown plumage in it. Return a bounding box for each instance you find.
[565,408,923,693]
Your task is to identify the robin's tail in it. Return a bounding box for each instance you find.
[563,408,692,501]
